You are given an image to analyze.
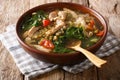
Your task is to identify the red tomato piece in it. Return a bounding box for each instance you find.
[96,30,104,37]
[39,39,45,45]
[86,20,94,31]
[86,25,94,31]
[48,41,54,49]
[90,20,94,27]
[42,19,50,27]
[39,39,54,49]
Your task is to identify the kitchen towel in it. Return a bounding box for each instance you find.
[0,24,120,79]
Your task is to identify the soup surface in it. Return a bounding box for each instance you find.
[21,8,104,53]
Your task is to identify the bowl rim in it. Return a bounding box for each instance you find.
[16,2,108,57]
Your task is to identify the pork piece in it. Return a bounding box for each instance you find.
[33,45,51,53]
[23,26,40,38]
[23,31,28,38]
[24,37,36,44]
[45,19,65,36]
[63,8,78,19]
[56,19,65,27]
[49,11,58,21]
[58,11,67,20]
[74,16,86,26]
[25,37,32,44]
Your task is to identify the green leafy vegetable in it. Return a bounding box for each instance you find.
[81,36,100,48]
[65,26,84,40]
[22,10,46,31]
[32,20,41,27]
[53,26,84,53]
[53,46,75,53]
[53,35,75,53]
[90,37,99,43]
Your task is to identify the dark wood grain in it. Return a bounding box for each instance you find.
[97,51,120,80]
[64,66,98,80]
[33,69,64,80]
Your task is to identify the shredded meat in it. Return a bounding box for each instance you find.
[58,11,67,20]
[46,10,67,36]
[45,19,65,36]
[49,11,58,21]
[75,17,86,26]
[23,26,40,38]
[63,8,78,19]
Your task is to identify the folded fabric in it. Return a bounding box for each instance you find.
[0,24,120,79]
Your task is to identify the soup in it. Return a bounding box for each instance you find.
[21,8,104,53]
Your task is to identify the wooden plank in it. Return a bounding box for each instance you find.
[30,0,46,8]
[64,66,98,80]
[57,0,88,6]
[30,0,57,8]
[64,72,83,80]
[72,0,89,6]
[0,0,30,80]
[0,0,9,30]
[97,51,120,80]
[33,69,64,80]
[82,66,98,80]
[5,0,30,24]
[57,0,72,2]
[0,48,23,80]
[0,0,23,80]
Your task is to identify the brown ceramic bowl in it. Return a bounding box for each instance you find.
[16,2,108,65]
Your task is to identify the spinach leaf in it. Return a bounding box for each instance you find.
[81,36,100,48]
[65,26,84,40]
[53,26,85,53]
[53,35,75,53]
[53,46,75,53]
[22,10,46,31]
[32,20,41,27]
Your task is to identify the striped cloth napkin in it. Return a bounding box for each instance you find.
[0,24,120,79]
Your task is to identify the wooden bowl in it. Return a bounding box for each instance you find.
[16,2,108,65]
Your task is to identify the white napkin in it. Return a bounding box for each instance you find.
[0,24,120,79]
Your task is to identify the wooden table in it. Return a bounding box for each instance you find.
[0,0,120,80]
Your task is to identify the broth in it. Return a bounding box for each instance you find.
[21,8,104,53]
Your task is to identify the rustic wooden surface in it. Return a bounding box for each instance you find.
[0,0,120,80]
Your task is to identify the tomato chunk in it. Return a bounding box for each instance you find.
[42,19,50,27]
[86,20,94,31]
[39,39,54,49]
[96,30,104,37]
[90,20,94,27]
